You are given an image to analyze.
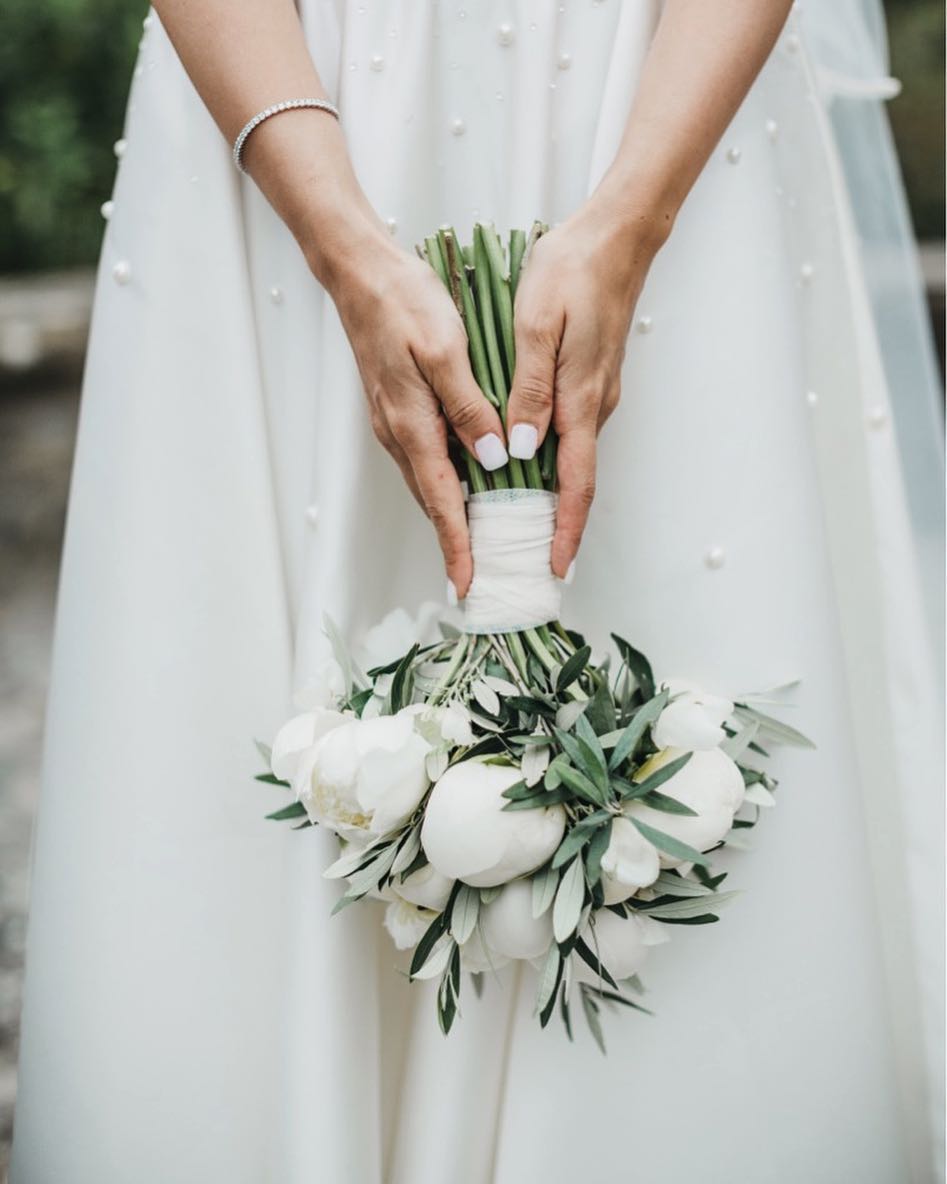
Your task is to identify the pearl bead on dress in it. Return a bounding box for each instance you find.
[557,53,572,70]
[766,119,779,141]
[496,23,515,46]
[867,406,888,430]
[269,287,284,305]
[112,260,132,285]
[704,546,726,570]
[726,146,742,164]
[451,118,466,136]
[100,200,114,220]
[386,217,398,235]
[806,390,819,407]
[369,54,385,71]
[799,261,815,284]
[113,138,127,158]
[635,316,653,334]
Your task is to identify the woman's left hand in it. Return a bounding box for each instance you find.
[505,197,667,578]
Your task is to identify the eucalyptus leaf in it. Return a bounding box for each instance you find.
[622,752,692,799]
[391,827,422,876]
[556,645,591,693]
[450,884,481,944]
[254,739,273,767]
[629,815,711,868]
[608,690,669,772]
[553,856,586,942]
[412,937,453,981]
[734,704,816,749]
[720,718,761,761]
[580,985,607,1055]
[638,790,698,816]
[639,890,741,919]
[264,802,306,822]
[534,943,562,1018]
[610,634,655,702]
[532,865,559,917]
[472,679,501,716]
[651,871,713,898]
[483,675,519,696]
[555,700,587,730]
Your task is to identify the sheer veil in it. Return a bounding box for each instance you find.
[801,0,945,650]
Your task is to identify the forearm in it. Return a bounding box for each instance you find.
[152,0,391,289]
[593,0,793,246]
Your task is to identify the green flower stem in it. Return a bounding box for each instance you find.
[509,228,526,297]
[505,629,531,684]
[523,627,560,674]
[481,224,544,489]
[472,225,527,489]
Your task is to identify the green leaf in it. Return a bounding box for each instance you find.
[580,985,607,1055]
[639,890,741,919]
[450,884,480,945]
[621,752,693,800]
[610,634,655,701]
[551,818,600,870]
[733,704,816,749]
[410,911,449,978]
[585,817,613,886]
[532,865,559,917]
[553,856,586,942]
[256,772,291,788]
[638,790,698,816]
[502,787,574,811]
[265,801,307,821]
[651,871,713,898]
[574,936,619,990]
[608,690,669,772]
[720,718,760,761]
[254,739,273,766]
[555,761,607,807]
[535,944,563,1026]
[556,645,591,694]
[342,842,399,898]
[574,713,610,790]
[388,644,419,713]
[587,986,654,1016]
[584,677,617,735]
[628,815,712,868]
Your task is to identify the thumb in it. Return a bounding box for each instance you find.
[507,315,559,461]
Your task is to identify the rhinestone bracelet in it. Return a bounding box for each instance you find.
[232,98,340,172]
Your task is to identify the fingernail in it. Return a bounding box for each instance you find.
[446,579,458,607]
[474,432,508,472]
[563,560,576,585]
[509,423,539,460]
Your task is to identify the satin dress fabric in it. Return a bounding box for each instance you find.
[12,3,942,1182]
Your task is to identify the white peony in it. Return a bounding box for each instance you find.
[624,748,746,868]
[293,658,347,710]
[410,703,474,748]
[392,862,454,911]
[599,816,661,904]
[383,898,435,950]
[421,762,566,887]
[270,708,347,783]
[357,602,444,670]
[480,878,554,960]
[458,926,511,974]
[574,909,669,984]
[652,680,734,751]
[294,709,432,839]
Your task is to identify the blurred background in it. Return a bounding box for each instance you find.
[0,0,943,1174]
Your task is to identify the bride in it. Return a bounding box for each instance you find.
[11,1,943,1181]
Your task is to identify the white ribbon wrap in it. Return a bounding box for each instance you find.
[463,489,561,634]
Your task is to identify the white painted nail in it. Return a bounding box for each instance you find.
[446,579,458,607]
[508,423,539,460]
[474,432,508,471]
[563,560,576,585]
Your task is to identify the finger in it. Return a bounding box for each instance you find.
[397,414,474,597]
[551,424,597,579]
[418,343,509,473]
[375,423,426,512]
[506,311,559,462]
[597,378,621,432]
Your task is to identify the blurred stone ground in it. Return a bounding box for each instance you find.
[0,254,942,1177]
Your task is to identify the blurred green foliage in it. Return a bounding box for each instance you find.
[0,0,941,273]
[886,0,944,238]
[0,0,145,272]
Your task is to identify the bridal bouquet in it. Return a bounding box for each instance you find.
[258,223,812,1050]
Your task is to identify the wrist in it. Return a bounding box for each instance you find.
[296,187,395,294]
[586,163,679,257]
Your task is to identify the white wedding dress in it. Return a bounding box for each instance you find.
[12,3,943,1183]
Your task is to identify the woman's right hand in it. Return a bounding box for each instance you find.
[320,226,508,599]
